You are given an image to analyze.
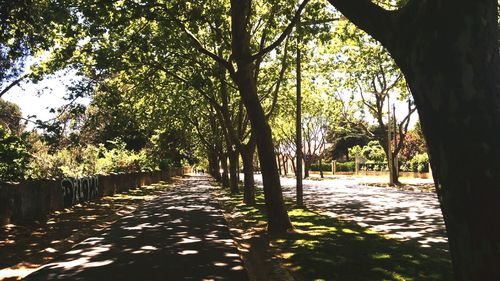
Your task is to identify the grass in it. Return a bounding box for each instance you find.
[220,189,453,281]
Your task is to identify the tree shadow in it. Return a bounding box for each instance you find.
[230,177,452,281]
[274,176,449,252]
[21,177,247,281]
[1,181,178,271]
[277,208,452,281]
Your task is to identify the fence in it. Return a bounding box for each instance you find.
[0,168,187,226]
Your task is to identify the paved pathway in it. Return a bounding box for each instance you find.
[24,176,247,281]
[254,175,449,251]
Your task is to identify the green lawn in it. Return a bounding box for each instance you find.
[225,192,453,281]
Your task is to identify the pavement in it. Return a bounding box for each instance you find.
[23,176,248,281]
[254,174,449,252]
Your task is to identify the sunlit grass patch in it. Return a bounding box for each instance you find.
[223,190,453,281]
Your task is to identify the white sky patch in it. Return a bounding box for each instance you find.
[3,69,90,129]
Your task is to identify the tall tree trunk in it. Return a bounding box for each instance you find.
[303,159,310,179]
[208,149,221,182]
[220,152,230,188]
[319,158,324,178]
[228,148,239,194]
[391,156,399,184]
[381,138,401,185]
[277,153,283,176]
[329,0,500,278]
[283,157,288,175]
[396,22,500,280]
[393,9,500,277]
[241,141,256,205]
[231,0,292,234]
[235,66,293,233]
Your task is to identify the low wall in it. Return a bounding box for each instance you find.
[0,168,185,226]
[333,171,433,179]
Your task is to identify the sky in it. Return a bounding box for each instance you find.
[2,69,90,130]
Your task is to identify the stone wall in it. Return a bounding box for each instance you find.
[0,168,185,226]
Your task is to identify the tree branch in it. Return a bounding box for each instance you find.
[250,0,310,61]
[326,0,396,46]
[170,15,236,78]
[0,74,29,97]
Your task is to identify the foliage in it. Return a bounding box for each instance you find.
[310,162,331,172]
[24,137,160,179]
[336,161,355,172]
[0,99,23,134]
[399,122,427,162]
[403,153,429,173]
[0,126,30,181]
[348,141,387,163]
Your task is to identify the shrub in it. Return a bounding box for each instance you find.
[95,140,144,174]
[348,141,386,163]
[409,153,429,172]
[0,127,31,181]
[336,161,355,172]
[310,162,332,172]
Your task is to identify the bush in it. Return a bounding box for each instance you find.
[348,141,386,163]
[26,138,158,179]
[336,161,355,172]
[310,162,331,172]
[360,162,388,171]
[26,136,101,179]
[0,127,31,181]
[409,153,429,172]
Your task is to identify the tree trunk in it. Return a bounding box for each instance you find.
[319,158,324,178]
[328,0,500,275]
[220,152,230,188]
[277,152,283,176]
[235,67,293,233]
[381,138,401,185]
[208,149,221,182]
[342,1,500,279]
[231,0,292,234]
[393,20,500,280]
[303,159,310,179]
[228,149,239,194]
[283,157,288,175]
[241,141,256,205]
[391,156,399,184]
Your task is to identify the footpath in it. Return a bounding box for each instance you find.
[22,176,248,281]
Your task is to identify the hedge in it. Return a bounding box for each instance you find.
[336,161,355,172]
[310,163,332,172]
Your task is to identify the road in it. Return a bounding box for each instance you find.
[253,175,449,252]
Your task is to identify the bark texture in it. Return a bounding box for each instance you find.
[241,141,256,205]
[230,0,293,234]
[328,0,500,279]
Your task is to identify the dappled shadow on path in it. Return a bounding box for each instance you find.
[270,176,449,252]
[1,181,174,280]
[23,176,247,281]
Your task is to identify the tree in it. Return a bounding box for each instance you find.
[0,0,79,97]
[0,124,30,182]
[327,19,416,184]
[326,0,500,279]
[166,0,315,233]
[0,99,23,134]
